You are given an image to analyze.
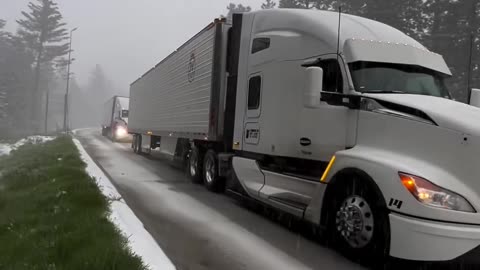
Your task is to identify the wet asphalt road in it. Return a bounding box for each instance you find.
[75,128,367,270]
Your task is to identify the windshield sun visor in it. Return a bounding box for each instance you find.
[343,39,452,76]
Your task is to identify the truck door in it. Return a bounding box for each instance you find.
[244,74,262,146]
[298,57,351,161]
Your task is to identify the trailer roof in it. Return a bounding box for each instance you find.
[131,18,227,86]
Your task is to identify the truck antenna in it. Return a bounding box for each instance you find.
[336,5,342,59]
[336,5,342,92]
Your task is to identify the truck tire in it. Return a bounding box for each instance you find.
[101,127,106,136]
[135,135,142,154]
[203,150,225,192]
[188,146,203,184]
[328,173,390,266]
[111,128,117,142]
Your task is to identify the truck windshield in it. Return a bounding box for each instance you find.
[349,61,451,98]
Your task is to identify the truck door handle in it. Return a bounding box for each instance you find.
[300,138,311,146]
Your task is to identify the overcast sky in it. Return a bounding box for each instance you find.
[1,0,263,95]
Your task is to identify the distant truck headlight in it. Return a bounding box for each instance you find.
[115,126,128,137]
[399,173,475,213]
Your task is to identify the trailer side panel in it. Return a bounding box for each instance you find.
[129,21,229,141]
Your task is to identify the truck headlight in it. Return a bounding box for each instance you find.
[399,173,475,213]
[116,126,127,137]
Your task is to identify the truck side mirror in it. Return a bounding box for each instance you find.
[470,88,480,108]
[304,67,323,108]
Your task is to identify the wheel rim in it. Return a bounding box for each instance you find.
[335,195,374,248]
[189,152,197,176]
[205,157,215,184]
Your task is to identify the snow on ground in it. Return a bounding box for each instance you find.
[0,136,56,157]
[72,138,175,270]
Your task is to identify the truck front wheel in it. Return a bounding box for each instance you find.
[328,174,390,266]
[203,150,224,193]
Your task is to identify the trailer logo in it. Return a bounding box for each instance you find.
[188,52,196,82]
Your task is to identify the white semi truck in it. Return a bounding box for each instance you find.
[129,9,480,264]
[101,96,130,141]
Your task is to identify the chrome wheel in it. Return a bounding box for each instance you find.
[189,152,197,177]
[205,156,215,184]
[335,195,374,248]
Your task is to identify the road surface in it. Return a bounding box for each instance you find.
[75,128,367,270]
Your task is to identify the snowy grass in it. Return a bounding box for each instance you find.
[0,136,148,270]
[0,135,56,157]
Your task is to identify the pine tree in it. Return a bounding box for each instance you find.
[419,0,479,101]
[86,65,116,126]
[226,3,252,19]
[262,0,277,9]
[279,0,316,9]
[0,20,6,126]
[0,21,35,137]
[16,0,69,131]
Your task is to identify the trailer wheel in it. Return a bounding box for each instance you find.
[111,128,118,142]
[327,173,390,265]
[203,150,225,192]
[134,135,142,154]
[188,146,203,183]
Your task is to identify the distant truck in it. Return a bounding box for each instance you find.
[129,9,480,264]
[101,96,130,141]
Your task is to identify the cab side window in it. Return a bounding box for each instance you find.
[248,76,262,110]
[252,38,270,54]
[317,59,343,93]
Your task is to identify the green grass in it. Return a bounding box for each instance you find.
[0,137,148,270]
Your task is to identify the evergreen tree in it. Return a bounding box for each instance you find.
[86,65,116,126]
[279,0,317,9]
[226,3,252,17]
[226,3,252,19]
[421,0,479,100]
[0,20,6,125]
[262,0,277,9]
[0,19,5,32]
[16,0,69,131]
[0,21,35,137]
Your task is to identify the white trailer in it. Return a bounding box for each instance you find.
[129,9,480,265]
[101,96,130,141]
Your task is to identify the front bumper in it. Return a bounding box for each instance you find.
[390,213,480,263]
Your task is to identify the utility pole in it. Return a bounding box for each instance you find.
[63,27,77,133]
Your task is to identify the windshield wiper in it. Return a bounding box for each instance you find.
[362,90,407,94]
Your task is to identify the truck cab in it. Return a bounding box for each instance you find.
[230,9,480,263]
[102,96,131,142]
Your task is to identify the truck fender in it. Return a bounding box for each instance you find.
[315,145,480,225]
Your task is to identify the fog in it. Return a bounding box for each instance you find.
[1,0,262,93]
[1,0,478,137]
